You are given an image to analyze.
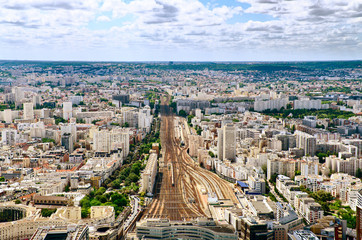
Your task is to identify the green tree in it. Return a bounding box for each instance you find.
[81,208,89,218]
[41,208,56,217]
[270,173,278,184]
[178,110,187,117]
[42,138,55,143]
[357,168,362,178]
[262,164,267,175]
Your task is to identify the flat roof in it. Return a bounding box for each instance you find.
[237,181,248,188]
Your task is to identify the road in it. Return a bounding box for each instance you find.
[142,97,238,221]
[123,196,141,233]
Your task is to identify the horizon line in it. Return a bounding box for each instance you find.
[0,59,361,64]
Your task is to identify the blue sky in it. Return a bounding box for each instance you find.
[0,0,361,61]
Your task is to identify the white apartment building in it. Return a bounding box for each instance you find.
[63,101,73,120]
[23,102,34,120]
[93,129,129,157]
[138,106,153,132]
[141,152,158,194]
[294,99,322,110]
[1,129,19,146]
[254,98,288,112]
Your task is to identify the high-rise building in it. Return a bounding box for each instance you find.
[32,95,41,107]
[138,106,152,132]
[295,131,317,156]
[1,129,19,146]
[61,133,74,153]
[61,123,77,144]
[23,102,34,120]
[63,101,73,120]
[3,109,12,123]
[218,124,236,161]
[93,129,130,157]
[357,189,362,240]
[13,86,24,103]
[141,152,158,194]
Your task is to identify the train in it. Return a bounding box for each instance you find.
[170,163,175,187]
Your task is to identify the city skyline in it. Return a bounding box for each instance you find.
[0,0,361,61]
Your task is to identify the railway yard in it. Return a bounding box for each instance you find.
[142,99,239,221]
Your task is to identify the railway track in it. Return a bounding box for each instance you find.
[143,98,237,221]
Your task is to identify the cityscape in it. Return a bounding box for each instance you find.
[0,61,360,240]
[0,1,362,240]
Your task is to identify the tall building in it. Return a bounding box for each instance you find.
[3,109,12,123]
[141,152,158,194]
[32,95,41,107]
[138,106,152,132]
[276,134,296,151]
[295,131,316,156]
[23,102,34,120]
[63,101,73,120]
[61,123,77,144]
[1,129,19,146]
[267,158,296,180]
[218,124,236,161]
[13,86,24,103]
[61,133,74,153]
[93,129,130,157]
[357,189,362,240]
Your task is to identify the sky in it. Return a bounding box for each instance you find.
[0,0,361,61]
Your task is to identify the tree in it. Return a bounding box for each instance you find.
[81,208,89,218]
[14,199,21,204]
[127,173,139,183]
[0,176,5,182]
[357,168,362,178]
[95,187,106,196]
[42,138,55,143]
[208,151,215,158]
[178,110,187,117]
[122,122,130,128]
[41,208,56,217]
[291,125,296,134]
[261,164,267,175]
[270,173,278,184]
[187,115,194,124]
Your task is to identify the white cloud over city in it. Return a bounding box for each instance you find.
[0,0,361,61]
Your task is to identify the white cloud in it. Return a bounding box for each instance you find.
[0,0,360,60]
[97,15,111,22]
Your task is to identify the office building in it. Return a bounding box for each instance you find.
[61,133,74,153]
[218,124,236,161]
